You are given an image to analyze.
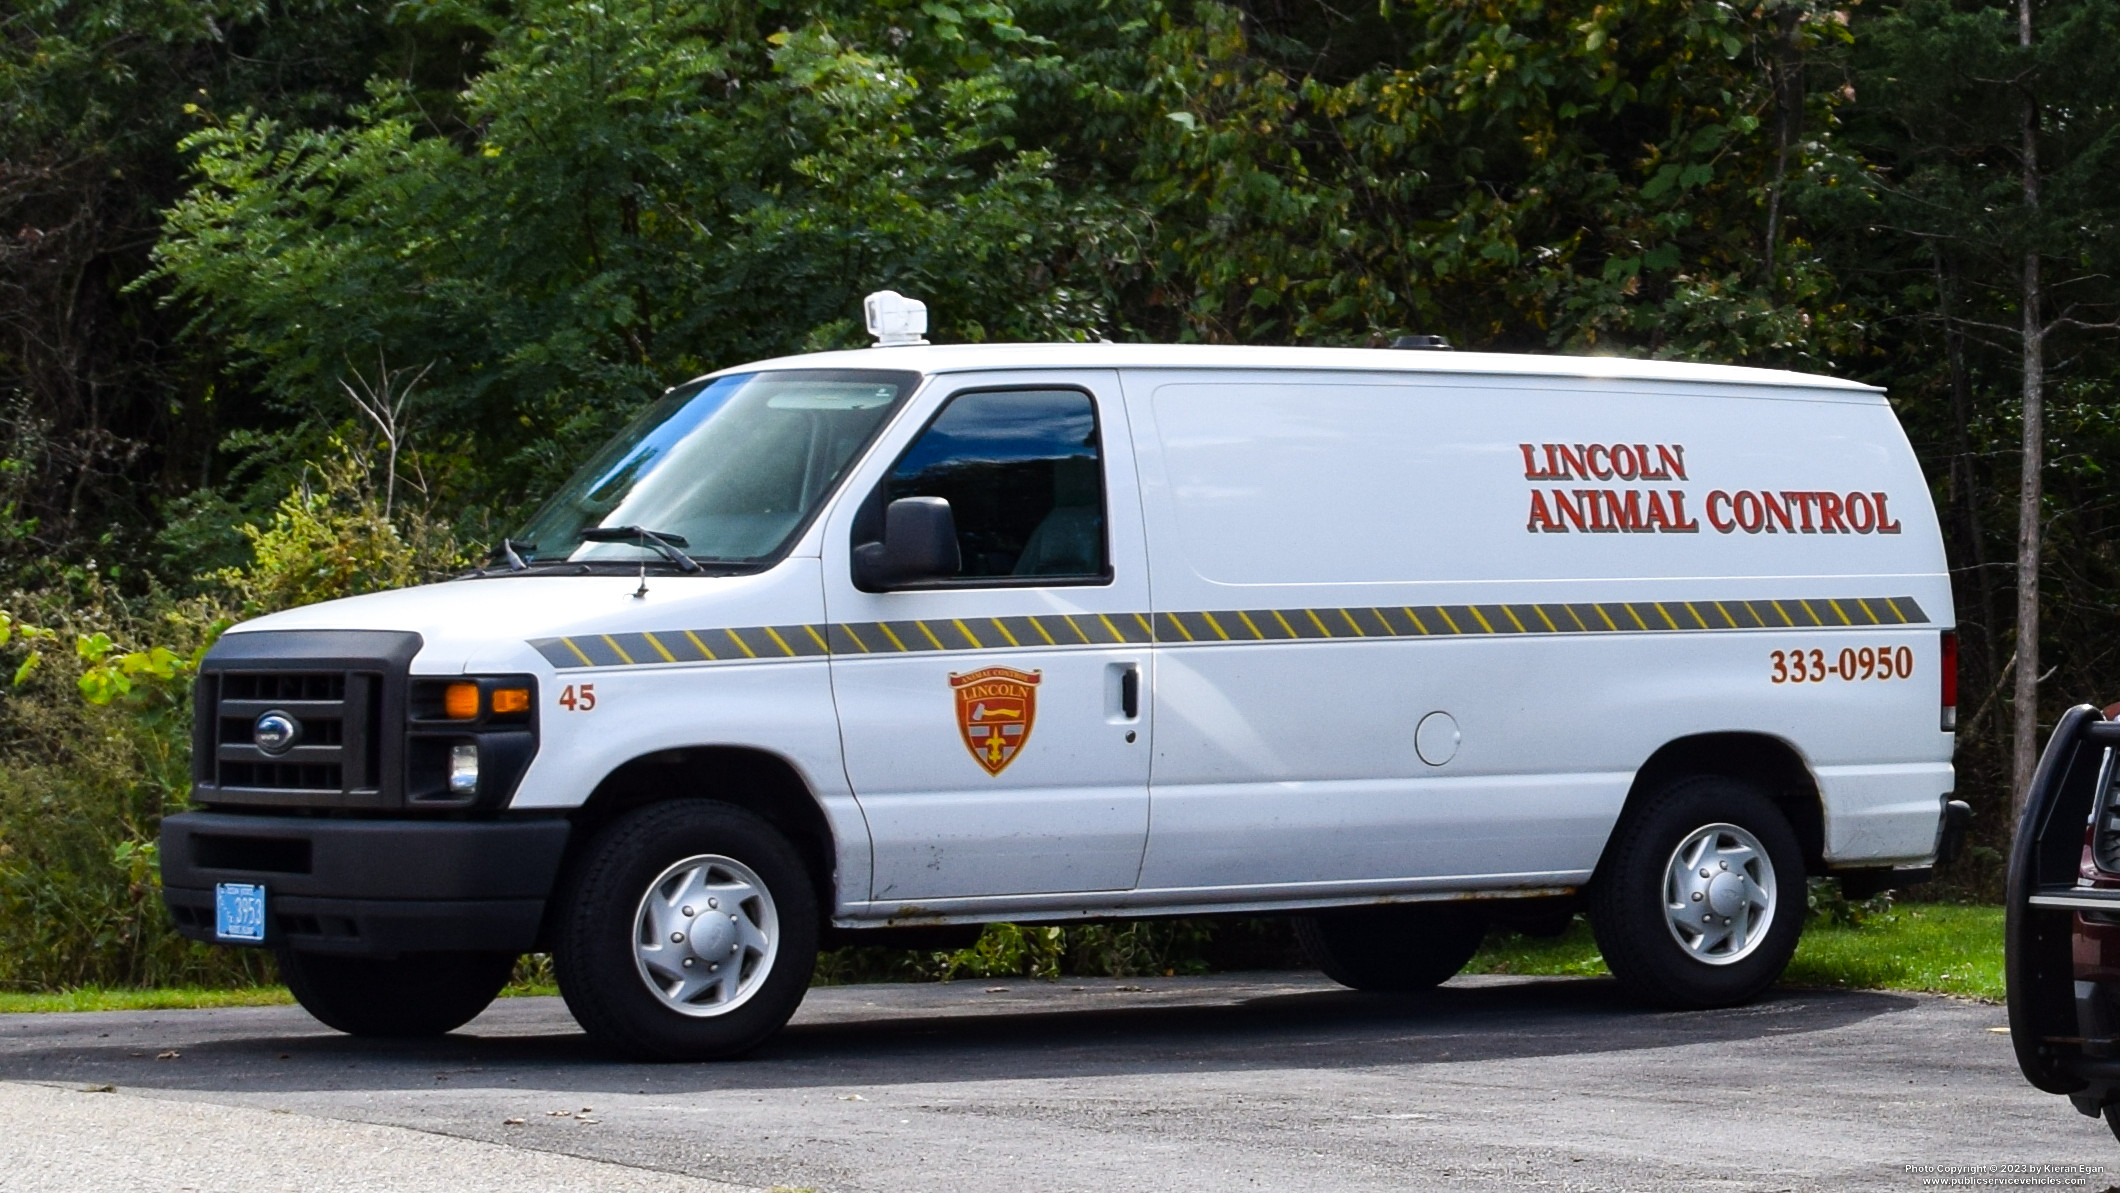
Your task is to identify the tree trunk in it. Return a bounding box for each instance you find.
[2010,0,2044,824]
[1762,6,1803,294]
[1933,245,1999,708]
[2013,255,2045,820]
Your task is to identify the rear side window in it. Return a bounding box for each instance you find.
[863,388,1108,582]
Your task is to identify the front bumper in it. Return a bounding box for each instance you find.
[160,811,570,957]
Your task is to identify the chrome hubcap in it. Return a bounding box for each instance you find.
[631,854,777,1017]
[1661,823,1776,966]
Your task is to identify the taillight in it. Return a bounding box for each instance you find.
[1939,630,1958,732]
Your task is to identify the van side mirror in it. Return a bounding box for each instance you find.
[852,497,961,590]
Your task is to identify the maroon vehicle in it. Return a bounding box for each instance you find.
[2008,703,2120,1136]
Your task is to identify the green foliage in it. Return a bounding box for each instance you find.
[2,0,501,577]
[211,447,464,616]
[0,592,257,991]
[1463,903,2005,1002]
[816,924,1109,984]
[1123,0,1855,360]
[151,0,1143,511]
[1810,0,2120,887]
[0,452,457,991]
[1781,903,2004,1002]
[1804,875,1898,928]
[1463,917,1610,978]
[0,985,293,1014]
[940,923,1072,980]
[814,918,1294,985]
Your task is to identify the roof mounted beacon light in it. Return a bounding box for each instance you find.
[864,290,929,347]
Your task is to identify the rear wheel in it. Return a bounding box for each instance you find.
[1590,775,1805,1009]
[1295,905,1486,992]
[277,949,515,1037]
[554,800,818,1061]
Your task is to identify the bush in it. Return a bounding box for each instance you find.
[1805,876,1898,928]
[813,919,1304,986]
[0,448,460,992]
[0,593,260,989]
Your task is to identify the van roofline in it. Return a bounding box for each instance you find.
[694,342,1884,395]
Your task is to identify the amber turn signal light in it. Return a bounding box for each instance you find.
[491,688,531,716]
[443,682,480,720]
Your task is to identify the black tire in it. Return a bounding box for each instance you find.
[1589,774,1806,1010]
[1295,905,1486,992]
[553,800,818,1061]
[277,949,515,1037]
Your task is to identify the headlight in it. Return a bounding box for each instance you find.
[448,743,480,795]
[408,676,538,806]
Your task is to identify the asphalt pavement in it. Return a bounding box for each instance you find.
[0,972,2109,1193]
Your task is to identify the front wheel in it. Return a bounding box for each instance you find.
[1589,775,1806,1009]
[277,949,515,1037]
[554,800,818,1061]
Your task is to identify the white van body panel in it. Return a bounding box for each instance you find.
[1122,368,1953,896]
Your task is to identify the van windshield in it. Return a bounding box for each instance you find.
[515,369,918,569]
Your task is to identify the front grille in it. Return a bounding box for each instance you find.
[188,630,451,810]
[217,758,344,792]
[198,666,382,800]
[221,673,346,702]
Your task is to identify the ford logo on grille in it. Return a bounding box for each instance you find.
[253,711,300,755]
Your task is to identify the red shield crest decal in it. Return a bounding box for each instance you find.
[950,667,1042,776]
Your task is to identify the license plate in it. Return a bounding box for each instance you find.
[214,882,267,943]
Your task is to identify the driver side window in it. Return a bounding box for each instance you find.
[860,388,1109,583]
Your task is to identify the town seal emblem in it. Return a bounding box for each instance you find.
[949,666,1042,776]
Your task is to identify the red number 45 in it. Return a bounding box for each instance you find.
[559,683,596,711]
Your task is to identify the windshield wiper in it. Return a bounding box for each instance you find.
[579,526,703,574]
[487,539,536,572]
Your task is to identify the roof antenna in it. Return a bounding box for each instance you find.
[864,291,929,347]
[1390,334,1452,350]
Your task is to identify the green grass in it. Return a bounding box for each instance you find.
[1465,901,2006,1002]
[1464,918,1611,978]
[0,903,2008,1012]
[0,957,563,1012]
[0,985,294,1013]
[1782,903,2003,1001]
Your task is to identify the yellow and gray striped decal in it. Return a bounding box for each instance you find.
[529,595,1930,671]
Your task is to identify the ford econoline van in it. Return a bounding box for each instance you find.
[162,294,1961,1059]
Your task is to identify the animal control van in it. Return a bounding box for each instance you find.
[160,293,1961,1059]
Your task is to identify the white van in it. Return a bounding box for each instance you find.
[161,295,1961,1058]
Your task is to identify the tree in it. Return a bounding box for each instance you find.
[1838,0,2120,822]
[0,0,496,585]
[150,0,1142,515]
[1120,0,1856,360]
